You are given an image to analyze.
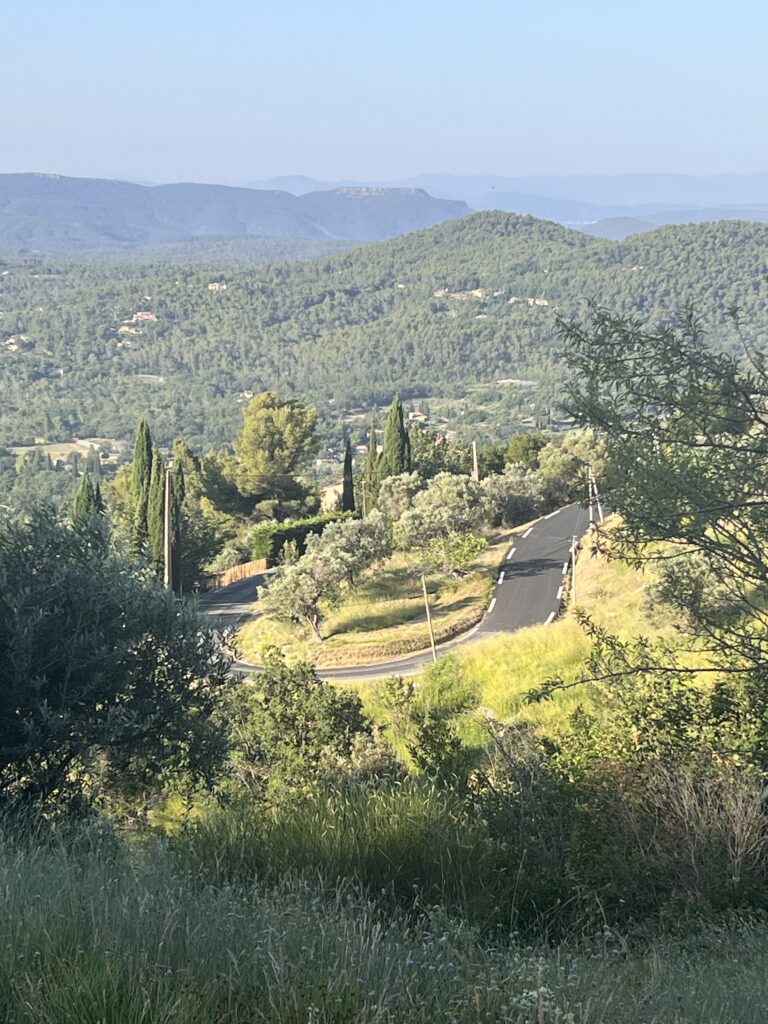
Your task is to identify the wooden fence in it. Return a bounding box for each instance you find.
[201,558,268,592]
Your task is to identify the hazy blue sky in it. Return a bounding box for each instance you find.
[2,0,766,183]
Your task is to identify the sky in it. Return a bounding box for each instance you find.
[2,0,766,184]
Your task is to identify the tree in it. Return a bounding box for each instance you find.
[480,464,545,526]
[379,394,411,481]
[171,459,185,593]
[362,415,380,505]
[377,471,424,526]
[423,531,487,576]
[147,446,165,573]
[222,649,371,795]
[71,468,104,527]
[233,392,319,499]
[536,428,604,507]
[507,431,547,469]
[0,507,230,807]
[341,437,355,512]
[259,514,387,640]
[560,306,768,764]
[393,473,484,551]
[130,417,153,554]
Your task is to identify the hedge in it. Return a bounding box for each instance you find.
[250,511,359,563]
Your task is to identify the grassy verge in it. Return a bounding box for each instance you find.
[3,825,768,1024]
[342,521,675,738]
[237,528,517,668]
[457,523,664,724]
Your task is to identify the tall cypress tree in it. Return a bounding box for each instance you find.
[341,437,355,513]
[171,461,185,594]
[147,446,165,573]
[363,416,380,505]
[379,394,411,481]
[72,468,95,526]
[93,479,104,515]
[131,417,153,554]
[72,468,105,527]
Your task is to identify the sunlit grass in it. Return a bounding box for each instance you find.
[237,529,521,668]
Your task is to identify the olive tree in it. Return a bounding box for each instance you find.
[259,513,388,640]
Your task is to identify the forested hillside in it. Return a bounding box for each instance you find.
[1,212,766,447]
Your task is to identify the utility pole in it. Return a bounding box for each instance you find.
[163,467,173,592]
[471,440,479,482]
[588,463,595,526]
[361,480,367,518]
[570,535,577,606]
[590,466,604,524]
[421,574,437,661]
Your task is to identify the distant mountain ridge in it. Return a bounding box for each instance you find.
[0,174,469,252]
[247,172,768,237]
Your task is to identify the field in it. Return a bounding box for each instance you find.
[236,528,521,668]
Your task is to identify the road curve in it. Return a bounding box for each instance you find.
[199,502,591,682]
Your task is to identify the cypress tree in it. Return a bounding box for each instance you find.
[341,437,355,513]
[147,446,165,573]
[363,416,380,504]
[72,469,105,527]
[131,418,153,554]
[171,461,185,593]
[71,468,94,526]
[379,394,411,481]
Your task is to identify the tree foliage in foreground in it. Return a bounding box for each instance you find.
[0,509,230,806]
[561,306,768,764]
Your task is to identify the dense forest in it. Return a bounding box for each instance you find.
[1,212,766,449]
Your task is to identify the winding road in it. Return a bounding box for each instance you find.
[199,502,591,681]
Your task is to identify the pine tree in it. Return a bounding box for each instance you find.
[93,479,104,515]
[131,418,153,554]
[379,394,411,482]
[147,446,165,573]
[341,437,355,512]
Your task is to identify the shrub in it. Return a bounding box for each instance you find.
[249,510,358,562]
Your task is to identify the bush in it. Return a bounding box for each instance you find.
[0,508,230,808]
[249,510,358,562]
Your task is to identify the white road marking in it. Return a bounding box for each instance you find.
[557,585,563,601]
[522,527,533,538]
[506,546,516,561]
[545,611,556,624]
[544,509,560,519]
[497,571,505,585]
[488,598,497,613]
[562,561,569,575]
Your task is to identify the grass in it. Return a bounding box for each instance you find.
[237,529,518,668]
[3,822,768,1023]
[341,520,674,738]
[457,523,663,723]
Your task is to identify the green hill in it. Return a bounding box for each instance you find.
[1,212,766,447]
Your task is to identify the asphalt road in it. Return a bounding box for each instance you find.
[198,503,591,681]
[198,571,272,630]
